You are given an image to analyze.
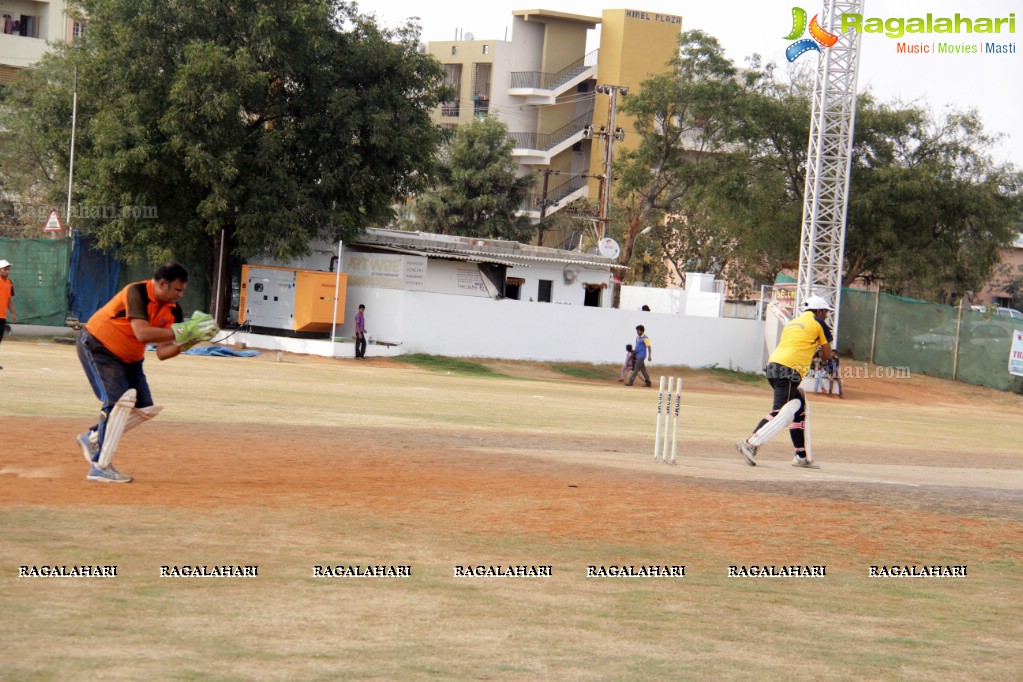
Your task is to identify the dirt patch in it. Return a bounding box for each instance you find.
[4,417,1020,564]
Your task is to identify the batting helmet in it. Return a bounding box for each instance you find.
[801,295,833,312]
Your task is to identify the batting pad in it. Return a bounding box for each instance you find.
[747,398,801,448]
[797,388,814,462]
[97,389,137,468]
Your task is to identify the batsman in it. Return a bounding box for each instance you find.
[736,295,834,468]
[76,263,219,483]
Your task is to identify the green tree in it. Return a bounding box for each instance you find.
[0,0,447,319]
[613,30,746,286]
[413,116,535,240]
[620,44,1022,302]
[843,106,1022,301]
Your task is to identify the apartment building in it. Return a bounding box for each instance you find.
[0,0,81,86]
[427,8,684,244]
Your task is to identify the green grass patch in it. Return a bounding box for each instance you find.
[549,363,615,380]
[397,354,512,378]
[698,364,765,384]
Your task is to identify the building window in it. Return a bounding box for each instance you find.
[4,14,39,38]
[73,21,86,38]
[471,62,491,116]
[441,63,462,118]
[538,280,553,303]
[451,45,458,55]
[482,45,490,55]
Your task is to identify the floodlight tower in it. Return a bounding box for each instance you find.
[797,0,864,342]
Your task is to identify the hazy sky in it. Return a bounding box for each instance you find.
[358,0,1022,166]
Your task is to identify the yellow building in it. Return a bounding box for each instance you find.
[427,8,684,246]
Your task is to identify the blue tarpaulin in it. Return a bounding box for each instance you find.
[183,346,260,357]
[67,232,120,324]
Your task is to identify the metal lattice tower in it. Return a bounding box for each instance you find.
[797,0,864,343]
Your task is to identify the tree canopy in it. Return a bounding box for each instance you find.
[0,0,448,313]
[612,31,1022,303]
[412,115,536,241]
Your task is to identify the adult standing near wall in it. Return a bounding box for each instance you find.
[354,304,367,359]
[0,259,17,370]
[625,325,652,387]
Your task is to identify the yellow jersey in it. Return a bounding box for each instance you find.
[768,310,833,378]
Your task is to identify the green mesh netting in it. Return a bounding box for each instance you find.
[0,237,70,325]
[839,288,1023,393]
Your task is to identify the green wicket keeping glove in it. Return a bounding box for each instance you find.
[172,316,218,346]
[188,311,219,340]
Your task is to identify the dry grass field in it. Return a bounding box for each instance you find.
[1,336,1022,681]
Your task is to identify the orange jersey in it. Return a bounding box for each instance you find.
[0,278,13,317]
[86,280,183,362]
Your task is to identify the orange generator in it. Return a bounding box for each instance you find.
[238,265,347,337]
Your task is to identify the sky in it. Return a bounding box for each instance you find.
[358,0,1022,167]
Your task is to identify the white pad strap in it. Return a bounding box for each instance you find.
[124,405,163,432]
[747,398,801,448]
[98,389,137,468]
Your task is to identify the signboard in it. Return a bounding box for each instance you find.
[1009,329,1023,377]
[43,209,64,233]
[342,253,426,291]
[769,283,797,322]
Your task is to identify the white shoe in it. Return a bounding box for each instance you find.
[792,455,819,469]
[735,440,757,466]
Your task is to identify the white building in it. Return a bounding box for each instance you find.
[237,228,766,372]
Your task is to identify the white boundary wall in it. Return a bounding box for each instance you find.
[230,286,767,372]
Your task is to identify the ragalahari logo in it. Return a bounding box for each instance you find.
[784,7,840,61]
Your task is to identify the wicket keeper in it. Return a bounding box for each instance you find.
[76,263,218,482]
[736,295,833,468]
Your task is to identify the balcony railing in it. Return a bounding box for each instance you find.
[510,49,598,90]
[509,109,594,152]
[528,172,591,213]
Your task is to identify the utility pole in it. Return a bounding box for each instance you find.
[592,84,628,242]
[536,168,559,247]
[584,84,628,307]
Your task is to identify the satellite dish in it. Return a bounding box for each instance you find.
[597,238,621,259]
[464,32,475,40]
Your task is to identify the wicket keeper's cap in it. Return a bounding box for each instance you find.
[0,260,10,268]
[801,295,833,312]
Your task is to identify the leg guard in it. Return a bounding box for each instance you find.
[796,388,813,462]
[97,389,136,468]
[747,398,801,448]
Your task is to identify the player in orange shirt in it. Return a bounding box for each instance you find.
[76,262,218,483]
[0,258,18,369]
